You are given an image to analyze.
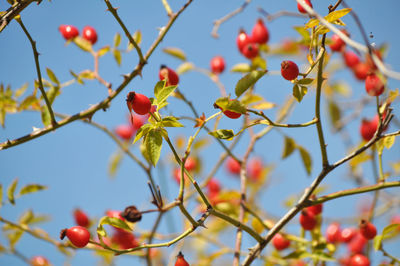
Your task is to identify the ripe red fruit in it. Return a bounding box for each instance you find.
[175,252,190,266]
[130,115,144,130]
[247,157,263,181]
[281,60,299,80]
[297,0,313,14]
[359,220,377,240]
[349,254,370,266]
[365,73,384,96]
[340,227,357,243]
[115,124,135,140]
[330,33,346,52]
[251,18,269,44]
[207,178,221,199]
[236,29,252,52]
[184,157,197,172]
[30,256,51,266]
[307,195,323,216]
[366,49,383,70]
[111,231,138,249]
[299,210,317,230]
[241,43,259,59]
[126,92,152,116]
[360,118,378,141]
[73,209,90,228]
[58,25,79,40]
[159,65,179,86]
[272,233,291,250]
[348,231,367,253]
[353,62,370,80]
[216,100,242,119]
[82,26,98,45]
[173,167,189,184]
[226,157,241,175]
[343,50,360,68]
[326,222,341,243]
[60,226,90,248]
[210,56,226,74]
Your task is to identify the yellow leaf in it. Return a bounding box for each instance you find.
[325,8,352,23]
[305,18,319,29]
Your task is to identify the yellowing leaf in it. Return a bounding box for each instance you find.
[19,184,47,196]
[7,178,18,205]
[208,129,234,140]
[113,49,122,66]
[298,146,312,175]
[46,68,59,85]
[305,18,319,29]
[162,47,186,61]
[98,46,110,57]
[251,101,276,110]
[325,8,352,23]
[231,63,251,73]
[282,137,296,159]
[113,33,121,47]
[177,62,194,75]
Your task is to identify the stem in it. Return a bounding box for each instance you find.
[247,109,317,128]
[161,0,173,16]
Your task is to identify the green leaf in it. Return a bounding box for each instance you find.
[162,47,186,61]
[7,178,18,205]
[208,129,234,140]
[108,151,123,178]
[251,56,267,70]
[177,62,194,75]
[19,209,34,225]
[383,135,395,150]
[293,26,310,41]
[73,36,92,52]
[325,8,352,23]
[98,46,110,57]
[40,105,51,127]
[155,84,177,106]
[46,84,60,104]
[19,184,47,196]
[133,124,152,144]
[113,49,122,66]
[15,83,28,98]
[8,230,23,249]
[144,129,163,166]
[298,146,312,175]
[127,30,142,50]
[215,97,247,114]
[154,80,166,97]
[114,33,121,47]
[46,68,59,85]
[235,70,267,97]
[230,63,251,73]
[282,137,296,159]
[100,216,131,231]
[161,116,184,127]
[19,95,38,110]
[292,84,308,102]
[328,100,341,129]
[297,78,314,85]
[70,70,84,84]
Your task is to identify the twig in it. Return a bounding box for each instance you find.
[0,0,35,33]
[247,110,318,128]
[161,0,173,16]
[257,7,307,21]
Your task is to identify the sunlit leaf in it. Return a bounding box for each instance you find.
[325,8,352,23]
[297,78,314,85]
[208,129,234,140]
[8,230,23,249]
[73,36,92,52]
[162,47,186,61]
[298,146,312,175]
[251,56,267,70]
[235,70,267,97]
[79,70,95,80]
[374,223,400,250]
[114,33,121,47]
[108,151,123,178]
[14,83,28,98]
[19,184,47,196]
[282,137,296,159]
[19,209,34,225]
[240,94,263,105]
[98,46,110,57]
[292,84,308,102]
[113,49,122,66]
[154,80,176,106]
[215,97,247,114]
[133,124,152,144]
[144,129,163,166]
[161,116,184,127]
[40,106,51,127]
[19,95,38,110]
[177,62,194,75]
[305,18,319,29]
[46,68,59,85]
[231,63,251,73]
[328,100,341,129]
[7,178,18,205]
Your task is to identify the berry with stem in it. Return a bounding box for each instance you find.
[281,60,299,81]
[126,92,152,116]
[58,25,79,40]
[272,233,291,250]
[159,65,179,86]
[299,210,317,230]
[359,219,377,240]
[175,252,190,266]
[60,226,90,248]
[251,18,269,44]
[365,73,384,96]
[82,26,98,45]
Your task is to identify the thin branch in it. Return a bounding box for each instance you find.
[211,0,251,38]
[257,7,307,21]
[0,0,35,33]
[17,18,57,126]
[161,0,173,16]
[248,110,318,128]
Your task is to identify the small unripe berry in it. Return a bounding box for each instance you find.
[126,92,152,115]
[241,43,259,59]
[210,56,226,74]
[82,26,98,45]
[360,118,378,141]
[159,65,179,86]
[30,256,51,266]
[343,50,360,68]
[353,62,370,80]
[272,233,291,250]
[237,29,252,52]
[299,210,317,230]
[359,219,377,240]
[349,254,370,266]
[73,208,90,228]
[115,124,135,140]
[60,226,90,248]
[251,18,269,44]
[281,60,299,81]
[365,73,384,96]
[297,0,313,14]
[59,25,79,40]
[175,252,190,266]
[226,157,241,175]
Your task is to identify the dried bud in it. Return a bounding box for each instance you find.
[121,205,142,223]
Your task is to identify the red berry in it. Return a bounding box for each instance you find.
[115,124,135,140]
[130,115,144,131]
[207,178,221,199]
[365,73,384,96]
[106,210,125,221]
[210,56,226,74]
[297,0,313,14]
[366,49,383,70]
[281,60,299,81]
[58,25,79,40]
[307,195,323,216]
[216,99,242,119]
[360,118,378,141]
[299,210,317,230]
[348,231,367,253]
[61,226,90,248]
[175,252,190,266]
[251,18,269,44]
[159,65,179,86]
[111,231,138,249]
[353,62,370,80]
[390,215,400,231]
[74,208,90,228]
[349,254,370,266]
[173,167,189,184]
[30,256,51,266]
[184,157,197,172]
[343,50,360,68]
[241,43,259,59]
[226,157,241,175]
[247,157,263,181]
[330,33,346,52]
[359,220,377,240]
[326,222,341,243]
[126,92,152,116]
[82,26,98,45]
[340,227,357,243]
[236,29,252,52]
[272,233,291,250]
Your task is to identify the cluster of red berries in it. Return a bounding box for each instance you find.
[236,18,269,59]
[59,25,98,45]
[225,156,264,182]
